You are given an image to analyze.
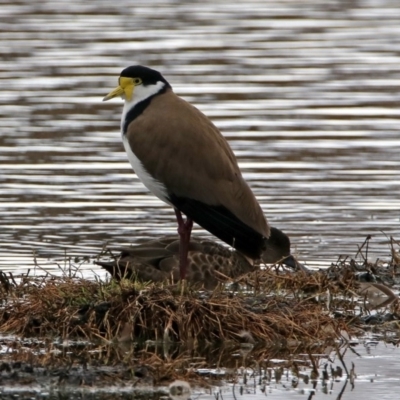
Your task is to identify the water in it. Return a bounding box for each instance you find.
[0,335,399,400]
[1,0,399,275]
[197,341,400,400]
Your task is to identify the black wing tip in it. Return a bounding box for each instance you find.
[230,235,267,259]
[169,195,266,260]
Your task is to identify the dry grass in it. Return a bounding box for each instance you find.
[0,269,345,344]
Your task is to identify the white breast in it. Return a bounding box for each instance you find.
[122,134,171,205]
[119,81,171,205]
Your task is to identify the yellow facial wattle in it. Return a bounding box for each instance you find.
[103,77,135,101]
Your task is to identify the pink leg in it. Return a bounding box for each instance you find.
[174,209,193,281]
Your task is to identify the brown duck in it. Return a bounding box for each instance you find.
[95,228,306,289]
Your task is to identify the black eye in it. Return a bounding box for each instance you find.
[134,78,142,85]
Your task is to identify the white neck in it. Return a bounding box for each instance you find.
[120,81,166,131]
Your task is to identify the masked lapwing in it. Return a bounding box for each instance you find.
[103,65,273,280]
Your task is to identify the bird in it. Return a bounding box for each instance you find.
[103,65,270,281]
[95,227,307,289]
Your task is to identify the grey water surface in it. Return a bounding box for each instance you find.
[0,1,399,274]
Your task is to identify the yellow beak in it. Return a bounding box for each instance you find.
[103,86,124,101]
[103,77,134,102]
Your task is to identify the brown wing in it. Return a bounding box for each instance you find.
[126,90,269,237]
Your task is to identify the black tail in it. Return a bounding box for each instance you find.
[95,260,133,280]
[169,195,266,259]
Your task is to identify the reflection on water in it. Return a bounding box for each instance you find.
[1,0,399,275]
[197,341,400,400]
[0,334,399,400]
